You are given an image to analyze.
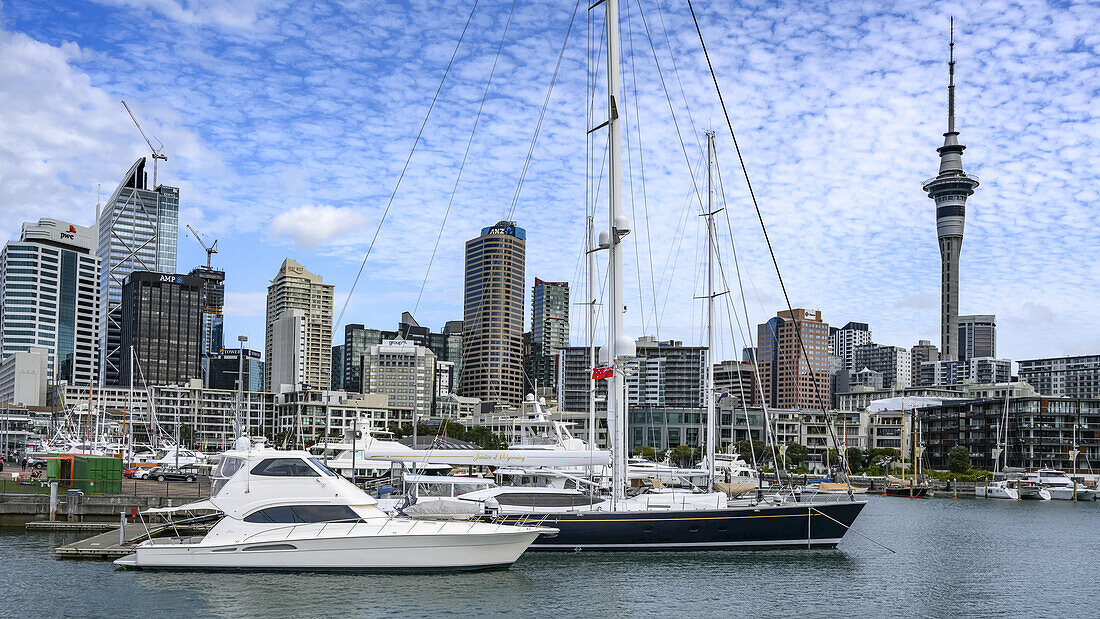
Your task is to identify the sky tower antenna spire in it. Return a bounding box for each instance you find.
[948,16,956,134]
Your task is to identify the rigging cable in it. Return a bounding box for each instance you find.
[412,0,518,317]
[334,0,481,334]
[688,0,853,491]
[504,0,583,222]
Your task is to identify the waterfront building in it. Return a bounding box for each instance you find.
[853,343,912,389]
[362,340,436,415]
[1,218,100,385]
[119,271,203,387]
[756,309,831,409]
[264,259,333,392]
[918,396,1100,471]
[919,357,1011,386]
[958,314,995,361]
[1016,355,1100,400]
[525,278,569,397]
[151,382,276,451]
[435,392,480,421]
[836,367,885,393]
[271,390,412,446]
[829,321,871,371]
[0,347,49,406]
[910,340,940,387]
[922,31,979,363]
[460,221,525,405]
[97,158,179,385]
[207,348,264,392]
[188,266,225,383]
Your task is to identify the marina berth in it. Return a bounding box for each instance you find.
[114,441,554,571]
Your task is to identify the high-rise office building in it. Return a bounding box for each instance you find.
[713,360,757,408]
[331,345,344,390]
[756,309,831,409]
[1,219,100,385]
[461,221,525,405]
[264,259,333,392]
[119,271,202,386]
[97,157,179,385]
[269,308,307,392]
[829,321,871,371]
[188,266,225,383]
[525,278,569,396]
[958,314,995,361]
[362,340,436,414]
[341,315,462,394]
[922,26,979,362]
[910,339,940,386]
[208,348,264,392]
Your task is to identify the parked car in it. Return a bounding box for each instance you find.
[123,467,136,478]
[132,467,159,480]
[154,465,201,482]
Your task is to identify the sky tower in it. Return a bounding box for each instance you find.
[923,18,979,362]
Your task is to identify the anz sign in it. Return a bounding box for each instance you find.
[481,221,526,240]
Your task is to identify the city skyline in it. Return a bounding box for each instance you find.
[0,1,1097,367]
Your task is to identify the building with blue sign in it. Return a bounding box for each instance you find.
[461,220,526,405]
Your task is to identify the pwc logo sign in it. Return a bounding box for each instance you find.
[60,224,78,241]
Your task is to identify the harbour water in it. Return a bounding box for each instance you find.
[2,495,1098,617]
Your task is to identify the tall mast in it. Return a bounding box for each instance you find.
[587,215,597,472]
[605,0,629,504]
[704,130,718,490]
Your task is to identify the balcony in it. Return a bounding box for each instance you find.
[922,172,980,189]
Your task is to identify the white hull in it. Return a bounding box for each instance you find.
[1047,486,1096,501]
[1018,487,1051,500]
[116,523,543,571]
[975,485,1018,500]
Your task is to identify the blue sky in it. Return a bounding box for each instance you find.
[0,0,1097,366]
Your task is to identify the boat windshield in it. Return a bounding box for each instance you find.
[307,457,339,477]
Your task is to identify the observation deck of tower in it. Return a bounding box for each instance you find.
[922,18,979,363]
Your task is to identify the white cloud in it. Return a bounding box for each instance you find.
[270,205,367,250]
[223,291,267,317]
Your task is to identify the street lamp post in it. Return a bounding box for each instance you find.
[236,335,247,441]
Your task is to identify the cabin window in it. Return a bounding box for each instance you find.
[306,457,339,477]
[250,458,321,477]
[243,504,359,523]
[214,457,245,478]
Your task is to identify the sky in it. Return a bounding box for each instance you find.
[0,0,1097,367]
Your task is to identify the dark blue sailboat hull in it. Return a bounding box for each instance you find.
[496,500,867,551]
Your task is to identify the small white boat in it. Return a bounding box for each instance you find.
[115,441,553,571]
[975,479,1019,500]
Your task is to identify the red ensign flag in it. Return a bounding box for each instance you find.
[591,367,614,380]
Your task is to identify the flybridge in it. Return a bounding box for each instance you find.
[358,448,610,468]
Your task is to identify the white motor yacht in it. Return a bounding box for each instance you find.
[114,442,554,571]
[1026,469,1091,500]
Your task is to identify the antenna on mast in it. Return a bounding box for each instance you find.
[121,100,168,186]
[948,16,956,134]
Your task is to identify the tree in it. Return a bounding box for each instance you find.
[633,445,656,458]
[177,424,194,448]
[948,445,971,473]
[669,445,695,467]
[784,442,809,468]
[844,447,865,473]
[734,439,770,464]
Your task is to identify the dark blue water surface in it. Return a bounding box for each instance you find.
[2,495,1098,618]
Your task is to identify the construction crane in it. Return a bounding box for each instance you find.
[186,225,218,269]
[121,100,168,186]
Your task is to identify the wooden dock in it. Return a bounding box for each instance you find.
[26,521,120,532]
[55,522,159,559]
[54,514,219,560]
